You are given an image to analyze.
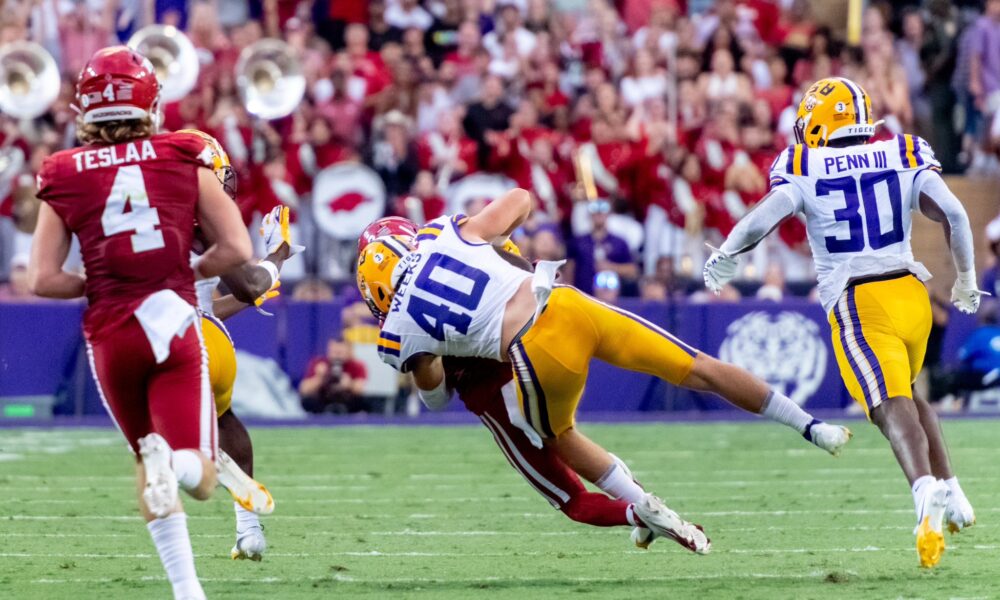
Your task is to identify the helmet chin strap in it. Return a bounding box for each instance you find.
[150,98,162,132]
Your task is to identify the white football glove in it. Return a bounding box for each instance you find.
[260,205,305,257]
[951,270,990,314]
[703,245,739,294]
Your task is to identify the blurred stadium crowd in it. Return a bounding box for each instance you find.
[2,0,1000,303]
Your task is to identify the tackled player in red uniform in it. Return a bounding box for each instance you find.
[357,216,851,550]
[29,47,253,600]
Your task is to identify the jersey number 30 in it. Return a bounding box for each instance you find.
[101,165,165,253]
[819,170,903,253]
[408,253,489,341]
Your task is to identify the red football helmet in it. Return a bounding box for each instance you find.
[76,46,160,124]
[358,216,418,253]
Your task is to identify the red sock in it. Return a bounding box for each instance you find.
[561,491,633,527]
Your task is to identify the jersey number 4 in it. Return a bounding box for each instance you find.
[819,170,903,253]
[101,165,165,253]
[408,253,489,341]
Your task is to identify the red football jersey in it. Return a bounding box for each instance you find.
[36,132,215,342]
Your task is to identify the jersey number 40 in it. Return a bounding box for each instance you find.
[408,253,489,341]
[820,169,903,254]
[101,165,165,254]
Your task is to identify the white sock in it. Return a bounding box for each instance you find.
[944,476,966,501]
[595,460,646,503]
[147,512,204,600]
[235,502,261,534]
[172,450,204,491]
[761,390,814,434]
[911,475,937,519]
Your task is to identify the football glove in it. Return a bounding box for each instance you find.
[254,280,281,316]
[260,205,305,257]
[951,270,990,314]
[703,245,739,294]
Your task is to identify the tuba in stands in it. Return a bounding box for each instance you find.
[235,39,305,120]
[0,41,60,119]
[127,25,199,103]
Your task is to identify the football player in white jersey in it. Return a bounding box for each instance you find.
[704,77,983,568]
[358,188,853,555]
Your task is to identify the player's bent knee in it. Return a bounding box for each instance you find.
[186,454,218,500]
[680,353,722,391]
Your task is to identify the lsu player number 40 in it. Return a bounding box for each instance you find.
[704,77,980,568]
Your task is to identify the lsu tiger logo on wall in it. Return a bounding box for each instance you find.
[719,311,827,406]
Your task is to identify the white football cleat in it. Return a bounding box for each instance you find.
[217,449,274,515]
[803,420,852,456]
[231,525,267,561]
[138,433,178,519]
[915,480,950,568]
[630,526,655,549]
[632,494,710,555]
[946,494,976,533]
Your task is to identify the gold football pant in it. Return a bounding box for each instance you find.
[829,274,931,418]
[201,314,237,417]
[510,287,698,438]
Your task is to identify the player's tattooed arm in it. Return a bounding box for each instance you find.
[28,203,85,299]
[462,187,532,244]
[719,188,798,256]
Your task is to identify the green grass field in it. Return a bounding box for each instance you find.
[1,419,998,599]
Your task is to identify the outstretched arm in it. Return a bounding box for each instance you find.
[218,244,290,308]
[718,188,799,256]
[213,205,303,320]
[460,187,531,244]
[916,170,982,313]
[704,187,798,293]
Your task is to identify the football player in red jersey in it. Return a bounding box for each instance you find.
[28,47,253,600]
[358,218,645,534]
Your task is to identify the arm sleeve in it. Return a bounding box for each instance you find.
[719,185,801,256]
[915,169,975,274]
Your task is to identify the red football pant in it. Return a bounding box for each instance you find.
[478,402,631,527]
[87,317,215,458]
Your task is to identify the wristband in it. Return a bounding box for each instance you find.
[259,260,280,290]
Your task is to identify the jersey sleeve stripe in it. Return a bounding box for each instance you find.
[910,135,924,166]
[378,344,401,357]
[423,222,444,230]
[379,331,401,343]
[896,135,915,168]
[416,229,442,242]
[785,147,794,174]
[800,146,809,176]
[791,145,804,176]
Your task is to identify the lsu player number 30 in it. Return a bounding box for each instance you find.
[705,77,981,568]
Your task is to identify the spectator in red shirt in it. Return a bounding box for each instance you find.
[299,338,369,414]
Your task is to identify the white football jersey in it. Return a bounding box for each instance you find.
[769,134,938,312]
[378,215,532,370]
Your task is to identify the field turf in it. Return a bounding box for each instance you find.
[1,419,998,599]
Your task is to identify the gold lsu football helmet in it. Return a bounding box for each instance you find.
[357,235,414,319]
[177,128,237,199]
[794,77,877,148]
